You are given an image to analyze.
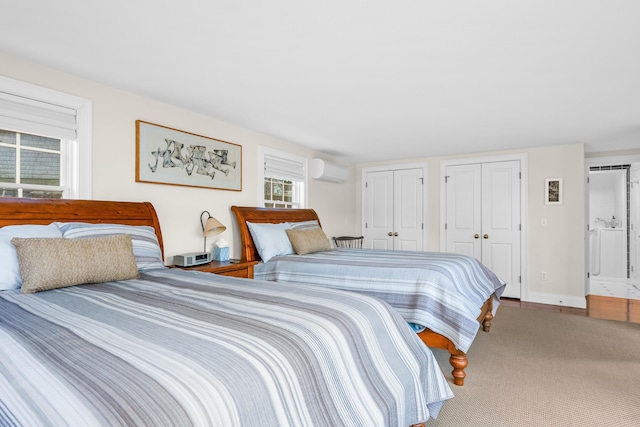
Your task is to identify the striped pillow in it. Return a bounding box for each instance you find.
[55,222,165,271]
[288,220,320,230]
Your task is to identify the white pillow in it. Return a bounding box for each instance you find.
[246,221,294,262]
[55,222,165,271]
[0,223,63,290]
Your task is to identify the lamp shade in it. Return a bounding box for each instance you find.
[203,216,226,237]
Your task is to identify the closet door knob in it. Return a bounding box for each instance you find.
[474,234,480,239]
[388,232,393,236]
[483,234,489,239]
[394,232,399,236]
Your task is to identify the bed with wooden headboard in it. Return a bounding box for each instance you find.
[0,197,454,426]
[0,197,165,252]
[232,205,504,386]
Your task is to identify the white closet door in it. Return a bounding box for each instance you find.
[364,168,423,251]
[445,164,482,259]
[481,161,521,299]
[394,168,423,251]
[445,161,521,298]
[365,170,394,249]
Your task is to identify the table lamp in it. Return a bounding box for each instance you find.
[200,210,226,253]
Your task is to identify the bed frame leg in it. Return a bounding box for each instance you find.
[449,351,468,386]
[482,310,493,332]
[482,297,494,332]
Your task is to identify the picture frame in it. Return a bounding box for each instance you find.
[545,178,563,205]
[136,120,241,191]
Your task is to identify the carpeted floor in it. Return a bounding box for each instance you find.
[426,305,640,427]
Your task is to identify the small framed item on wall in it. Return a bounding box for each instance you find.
[136,120,242,191]
[545,178,562,205]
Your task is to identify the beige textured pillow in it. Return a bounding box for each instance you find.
[11,234,139,294]
[286,227,331,255]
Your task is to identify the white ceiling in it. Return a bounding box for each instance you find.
[2,1,639,162]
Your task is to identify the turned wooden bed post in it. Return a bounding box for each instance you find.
[449,351,469,386]
[482,298,494,332]
[417,296,494,386]
[417,328,469,386]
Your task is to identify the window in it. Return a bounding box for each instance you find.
[264,177,298,208]
[260,147,307,208]
[0,76,92,199]
[0,130,66,198]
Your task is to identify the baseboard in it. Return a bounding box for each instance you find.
[525,292,587,309]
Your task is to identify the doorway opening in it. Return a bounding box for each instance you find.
[588,166,629,284]
[585,156,640,320]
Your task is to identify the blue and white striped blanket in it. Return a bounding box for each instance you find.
[0,268,452,426]
[255,249,506,352]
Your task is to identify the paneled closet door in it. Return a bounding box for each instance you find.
[445,161,521,298]
[444,164,482,259]
[364,168,423,251]
[481,161,521,299]
[394,168,423,251]
[365,170,394,249]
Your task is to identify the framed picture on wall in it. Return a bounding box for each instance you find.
[135,120,242,191]
[545,178,563,205]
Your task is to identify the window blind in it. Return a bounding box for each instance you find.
[264,152,306,182]
[0,91,77,140]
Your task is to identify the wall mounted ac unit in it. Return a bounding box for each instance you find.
[310,158,349,183]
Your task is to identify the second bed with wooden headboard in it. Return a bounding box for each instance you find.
[232,205,506,386]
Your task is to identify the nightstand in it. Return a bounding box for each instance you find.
[170,260,258,279]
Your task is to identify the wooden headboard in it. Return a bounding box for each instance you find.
[231,206,321,262]
[0,198,164,258]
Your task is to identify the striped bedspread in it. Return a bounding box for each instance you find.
[254,249,507,353]
[0,268,453,427]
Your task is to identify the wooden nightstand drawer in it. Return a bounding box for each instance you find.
[170,260,257,279]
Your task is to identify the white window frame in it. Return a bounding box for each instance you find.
[0,76,92,199]
[258,146,307,208]
[0,131,65,197]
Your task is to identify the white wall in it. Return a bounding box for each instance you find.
[2,52,609,307]
[527,144,585,306]
[357,143,587,307]
[0,53,357,262]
